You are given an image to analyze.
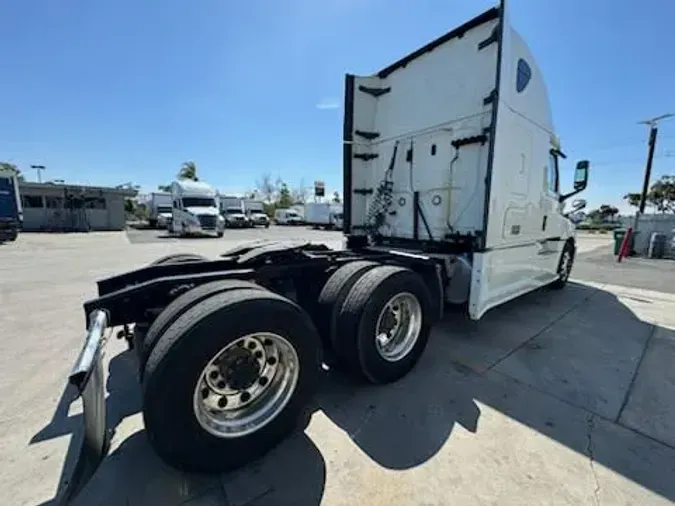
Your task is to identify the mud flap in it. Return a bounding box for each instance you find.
[56,310,110,506]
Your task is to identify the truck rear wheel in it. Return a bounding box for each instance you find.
[336,265,433,384]
[150,253,208,266]
[315,260,379,363]
[138,279,263,376]
[142,289,320,473]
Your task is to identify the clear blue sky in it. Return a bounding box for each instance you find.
[1,0,674,212]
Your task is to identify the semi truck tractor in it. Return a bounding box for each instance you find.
[57,1,589,502]
[220,195,250,228]
[170,179,225,237]
[0,168,22,242]
[243,199,271,228]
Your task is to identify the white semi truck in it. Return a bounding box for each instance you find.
[147,192,173,229]
[243,199,271,228]
[220,195,250,228]
[170,179,225,237]
[58,2,589,502]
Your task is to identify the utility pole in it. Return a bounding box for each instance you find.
[630,113,675,250]
[30,164,46,183]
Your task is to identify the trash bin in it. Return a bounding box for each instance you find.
[648,232,667,259]
[613,229,626,255]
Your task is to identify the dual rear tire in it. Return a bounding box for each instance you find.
[139,256,433,474]
[318,263,433,384]
[141,283,320,473]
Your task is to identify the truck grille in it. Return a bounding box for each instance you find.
[198,215,217,230]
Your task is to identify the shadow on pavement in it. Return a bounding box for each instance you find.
[319,362,480,470]
[31,279,675,504]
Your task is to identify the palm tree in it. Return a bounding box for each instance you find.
[178,161,198,181]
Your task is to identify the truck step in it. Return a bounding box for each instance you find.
[353,188,374,195]
[355,130,381,140]
[451,134,488,149]
[353,153,379,161]
[358,85,391,98]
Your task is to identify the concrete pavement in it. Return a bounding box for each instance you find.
[1,229,674,506]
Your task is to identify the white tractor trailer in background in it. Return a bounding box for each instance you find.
[57,1,589,503]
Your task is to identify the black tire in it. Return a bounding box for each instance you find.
[336,265,433,384]
[217,231,224,238]
[150,253,208,266]
[138,279,264,376]
[550,242,575,289]
[315,260,380,360]
[142,289,321,473]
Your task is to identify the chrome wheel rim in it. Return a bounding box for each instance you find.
[559,251,572,282]
[193,333,299,438]
[374,292,423,362]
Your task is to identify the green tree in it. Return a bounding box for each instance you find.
[332,191,341,204]
[0,162,24,181]
[624,175,675,213]
[598,204,619,221]
[277,183,294,209]
[157,184,172,192]
[178,161,199,181]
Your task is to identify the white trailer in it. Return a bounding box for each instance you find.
[305,202,343,229]
[59,2,590,502]
[147,192,173,229]
[170,180,225,237]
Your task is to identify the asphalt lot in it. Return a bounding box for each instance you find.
[1,229,675,505]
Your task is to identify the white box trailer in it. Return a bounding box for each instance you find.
[147,192,173,229]
[58,2,590,502]
[305,202,344,229]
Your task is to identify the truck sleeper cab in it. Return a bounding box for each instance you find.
[171,180,225,237]
[57,2,589,503]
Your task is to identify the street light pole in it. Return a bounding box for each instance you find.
[30,164,46,183]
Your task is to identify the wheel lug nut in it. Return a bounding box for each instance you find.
[236,341,244,347]
[217,381,226,389]
[209,371,219,380]
[217,397,227,408]
[254,351,263,359]
[258,376,269,386]
[241,392,251,402]
[247,342,256,350]
[267,356,277,365]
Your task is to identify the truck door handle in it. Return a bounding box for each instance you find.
[542,215,547,231]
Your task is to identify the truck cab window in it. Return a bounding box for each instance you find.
[548,152,559,194]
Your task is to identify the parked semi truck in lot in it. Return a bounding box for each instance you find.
[305,202,344,230]
[147,191,173,229]
[220,195,250,228]
[59,2,590,503]
[243,199,271,228]
[0,167,22,242]
[170,180,225,237]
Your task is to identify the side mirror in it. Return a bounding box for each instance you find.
[571,198,586,213]
[573,160,589,191]
[560,160,590,202]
